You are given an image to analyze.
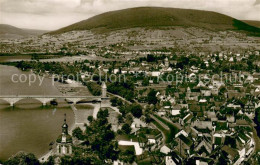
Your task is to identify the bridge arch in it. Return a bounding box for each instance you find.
[34,98,55,106]
[65,98,85,104]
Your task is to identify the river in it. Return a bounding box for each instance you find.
[0,64,75,161]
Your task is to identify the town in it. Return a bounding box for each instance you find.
[1,47,259,165]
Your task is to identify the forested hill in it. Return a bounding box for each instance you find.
[49,7,260,36]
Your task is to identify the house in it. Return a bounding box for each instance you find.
[229,57,234,62]
[214,121,229,132]
[121,67,128,74]
[195,159,213,165]
[151,71,161,77]
[171,105,181,116]
[226,114,235,123]
[205,111,217,121]
[160,145,172,154]
[221,145,239,164]
[174,134,193,158]
[227,103,241,110]
[186,87,201,101]
[158,108,167,116]
[175,130,189,138]
[179,113,193,126]
[128,67,140,74]
[191,120,213,130]
[194,135,213,156]
[244,100,255,119]
[213,133,226,146]
[138,128,162,145]
[165,67,173,72]
[211,86,219,95]
[165,152,182,165]
[102,67,109,73]
[227,90,245,99]
[189,104,204,117]
[113,68,119,74]
[190,66,199,73]
[236,120,250,128]
[245,75,254,83]
[197,81,206,88]
[212,80,224,88]
[201,88,211,97]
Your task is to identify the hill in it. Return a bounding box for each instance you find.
[0,24,47,39]
[242,20,260,28]
[49,7,260,36]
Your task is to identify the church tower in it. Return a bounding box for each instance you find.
[186,87,191,99]
[165,57,169,68]
[101,81,107,98]
[56,114,72,155]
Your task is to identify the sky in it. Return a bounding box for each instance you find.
[0,0,260,30]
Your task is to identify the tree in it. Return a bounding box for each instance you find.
[86,82,101,96]
[121,123,131,134]
[125,113,133,125]
[219,86,227,95]
[145,114,152,123]
[147,54,155,62]
[107,82,135,101]
[87,116,93,123]
[42,155,55,165]
[110,97,118,107]
[147,89,158,105]
[142,78,149,86]
[72,127,84,140]
[84,109,119,162]
[119,106,127,116]
[4,152,40,165]
[130,104,143,118]
[117,114,124,124]
[119,149,136,163]
[110,97,123,107]
[97,109,109,119]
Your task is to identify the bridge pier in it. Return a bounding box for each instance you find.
[35,98,55,106]
[1,98,22,107]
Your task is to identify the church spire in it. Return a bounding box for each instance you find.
[64,113,66,123]
[62,113,68,135]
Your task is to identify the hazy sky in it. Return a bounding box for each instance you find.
[0,0,260,30]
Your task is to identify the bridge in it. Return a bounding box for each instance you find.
[0,82,108,106]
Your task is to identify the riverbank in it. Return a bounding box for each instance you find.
[0,64,77,161]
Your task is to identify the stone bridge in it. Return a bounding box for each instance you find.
[0,82,108,106]
[0,95,108,106]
